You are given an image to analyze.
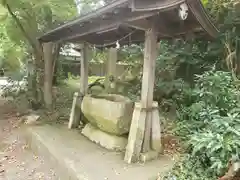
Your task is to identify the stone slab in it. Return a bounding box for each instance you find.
[82,123,127,151]
[25,124,175,180]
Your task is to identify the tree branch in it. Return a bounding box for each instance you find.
[5,3,38,51]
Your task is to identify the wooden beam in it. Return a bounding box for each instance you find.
[80,42,89,95]
[131,0,185,12]
[43,42,54,110]
[68,42,89,129]
[123,19,151,31]
[74,28,144,44]
[105,48,117,93]
[41,0,129,39]
[124,21,160,163]
[141,23,158,153]
[188,0,218,38]
[60,11,159,42]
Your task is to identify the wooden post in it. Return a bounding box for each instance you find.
[80,43,89,95]
[125,22,161,163]
[141,25,158,153]
[68,42,89,129]
[43,42,54,110]
[105,48,117,93]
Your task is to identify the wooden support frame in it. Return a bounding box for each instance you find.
[60,11,159,42]
[43,42,54,110]
[105,48,117,93]
[80,42,89,95]
[68,42,89,129]
[141,24,158,152]
[124,21,161,163]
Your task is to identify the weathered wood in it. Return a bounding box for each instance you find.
[68,92,81,129]
[141,24,158,153]
[68,43,89,128]
[124,102,146,164]
[124,19,151,31]
[105,48,117,93]
[40,0,218,44]
[80,43,89,95]
[60,11,159,42]
[151,102,162,153]
[78,43,90,126]
[43,42,54,110]
[124,23,159,163]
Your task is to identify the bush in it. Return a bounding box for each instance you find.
[163,155,217,180]
[172,70,240,178]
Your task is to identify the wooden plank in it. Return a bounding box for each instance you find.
[40,0,129,39]
[68,92,81,129]
[80,42,89,95]
[151,102,162,153]
[78,42,90,126]
[141,23,158,153]
[105,48,117,93]
[60,11,159,42]
[124,103,146,164]
[68,43,89,128]
[188,0,218,38]
[43,42,53,110]
[123,19,150,31]
[131,0,185,12]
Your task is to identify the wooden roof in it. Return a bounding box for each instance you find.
[39,0,218,47]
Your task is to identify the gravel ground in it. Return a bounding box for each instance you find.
[0,99,60,180]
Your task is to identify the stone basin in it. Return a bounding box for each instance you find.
[81,94,134,135]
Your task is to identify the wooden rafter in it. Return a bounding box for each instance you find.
[39,0,218,45]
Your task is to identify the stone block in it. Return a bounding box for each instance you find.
[82,123,127,151]
[81,94,134,135]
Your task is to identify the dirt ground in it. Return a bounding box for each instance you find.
[0,99,60,180]
[0,97,181,180]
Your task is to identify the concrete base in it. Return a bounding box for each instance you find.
[82,123,127,151]
[25,125,175,180]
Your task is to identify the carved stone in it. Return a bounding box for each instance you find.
[81,94,134,135]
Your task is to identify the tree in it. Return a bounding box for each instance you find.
[0,0,77,110]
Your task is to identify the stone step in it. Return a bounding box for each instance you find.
[25,124,175,180]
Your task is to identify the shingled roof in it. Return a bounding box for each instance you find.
[39,0,218,47]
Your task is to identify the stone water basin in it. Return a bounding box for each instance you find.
[81,94,134,135]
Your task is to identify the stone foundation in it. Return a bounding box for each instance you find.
[82,123,128,151]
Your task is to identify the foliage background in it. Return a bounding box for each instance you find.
[1,0,240,179]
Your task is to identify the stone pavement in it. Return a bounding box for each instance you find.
[26,124,175,180]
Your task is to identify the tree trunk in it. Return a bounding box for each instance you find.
[5,2,44,109]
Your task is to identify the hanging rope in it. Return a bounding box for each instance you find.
[93,29,138,48]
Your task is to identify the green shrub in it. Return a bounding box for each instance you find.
[163,155,217,180]
[173,70,240,178]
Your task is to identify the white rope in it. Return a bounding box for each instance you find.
[93,29,137,48]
